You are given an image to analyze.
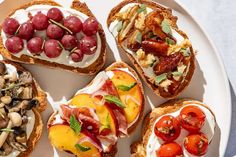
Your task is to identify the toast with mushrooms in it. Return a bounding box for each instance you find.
[47,61,144,157]
[107,0,195,98]
[0,60,46,157]
[131,99,216,157]
[0,0,106,75]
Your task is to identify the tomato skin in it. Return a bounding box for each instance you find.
[154,115,181,142]
[156,142,183,157]
[179,106,206,133]
[184,133,208,156]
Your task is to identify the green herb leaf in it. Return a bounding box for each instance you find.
[104,95,126,108]
[75,144,91,152]
[0,128,14,132]
[136,31,142,43]
[155,73,167,84]
[117,82,137,91]
[180,48,190,57]
[137,4,147,13]
[165,37,175,45]
[161,19,172,35]
[70,115,81,135]
[116,21,123,32]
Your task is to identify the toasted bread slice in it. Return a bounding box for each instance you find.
[130,99,216,157]
[47,61,144,157]
[0,60,46,157]
[0,0,106,75]
[107,0,195,98]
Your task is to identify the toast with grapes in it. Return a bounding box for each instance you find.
[130,99,216,157]
[47,61,144,157]
[0,0,106,75]
[107,0,195,98]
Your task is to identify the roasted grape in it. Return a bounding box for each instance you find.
[27,37,43,55]
[17,22,34,40]
[2,18,20,35]
[44,39,62,58]
[32,12,49,30]
[5,37,24,53]
[61,35,77,50]
[47,8,63,22]
[63,16,82,34]
[82,17,99,36]
[79,36,97,55]
[46,24,64,39]
[71,49,84,62]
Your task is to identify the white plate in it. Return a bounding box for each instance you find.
[3,0,230,156]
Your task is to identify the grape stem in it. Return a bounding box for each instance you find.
[49,19,73,35]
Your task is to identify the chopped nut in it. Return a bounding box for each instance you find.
[136,49,146,60]
[159,79,173,92]
[168,39,191,55]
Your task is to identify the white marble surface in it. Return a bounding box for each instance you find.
[178,0,236,156]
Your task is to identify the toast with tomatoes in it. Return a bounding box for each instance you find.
[130,99,216,157]
[47,61,144,157]
[107,0,195,98]
[0,0,106,75]
[0,60,46,157]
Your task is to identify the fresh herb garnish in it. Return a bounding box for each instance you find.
[117,82,137,91]
[75,144,91,152]
[180,48,190,57]
[161,19,172,35]
[70,115,81,135]
[0,128,14,132]
[0,83,23,92]
[116,21,123,32]
[104,95,126,108]
[136,31,142,43]
[165,37,175,45]
[155,73,167,84]
[137,4,147,13]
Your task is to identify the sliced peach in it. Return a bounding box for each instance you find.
[69,94,118,135]
[48,124,101,157]
[109,69,143,126]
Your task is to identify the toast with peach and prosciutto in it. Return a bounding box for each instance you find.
[0,0,106,75]
[107,0,195,98]
[47,61,144,157]
[131,99,216,157]
[0,60,46,157]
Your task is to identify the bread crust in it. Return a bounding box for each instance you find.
[0,0,107,75]
[1,60,46,157]
[130,99,216,157]
[107,0,195,98]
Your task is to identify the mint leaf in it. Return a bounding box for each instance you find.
[165,37,175,45]
[172,71,182,77]
[180,48,190,57]
[117,82,137,91]
[104,95,126,108]
[137,4,147,13]
[161,19,172,35]
[116,21,123,32]
[70,115,81,135]
[136,31,142,43]
[155,73,167,84]
[75,144,91,152]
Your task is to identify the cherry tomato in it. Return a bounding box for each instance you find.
[154,115,181,142]
[184,133,208,156]
[156,142,183,157]
[179,106,206,133]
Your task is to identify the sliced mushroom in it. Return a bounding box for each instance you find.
[16,134,27,143]
[8,112,22,127]
[4,72,17,82]
[10,141,27,152]
[19,72,33,85]
[12,87,24,99]
[20,87,33,99]
[0,62,6,75]
[1,96,12,105]
[0,117,9,129]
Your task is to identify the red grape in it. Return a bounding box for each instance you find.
[17,22,34,40]
[5,36,24,54]
[61,35,77,50]
[79,36,97,55]
[71,49,84,62]
[46,24,64,39]
[32,12,49,30]
[63,16,82,34]
[2,18,20,35]
[82,17,99,36]
[47,8,63,22]
[27,37,43,55]
[44,39,62,58]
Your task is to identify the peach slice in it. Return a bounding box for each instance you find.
[48,124,101,157]
[109,69,143,126]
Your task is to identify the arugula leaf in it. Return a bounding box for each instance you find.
[165,37,175,45]
[161,19,172,35]
[75,144,91,152]
[180,48,190,57]
[137,4,147,13]
[0,128,14,132]
[70,115,81,135]
[136,31,142,43]
[155,73,167,84]
[104,95,126,108]
[117,82,137,91]
[116,21,123,32]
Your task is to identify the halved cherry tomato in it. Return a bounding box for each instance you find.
[156,142,183,157]
[154,115,181,142]
[179,106,206,133]
[184,133,208,156]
